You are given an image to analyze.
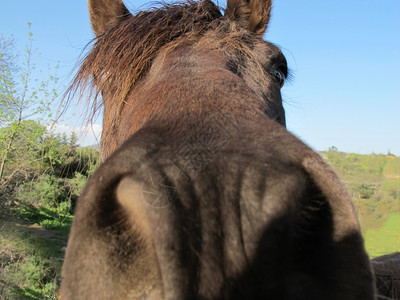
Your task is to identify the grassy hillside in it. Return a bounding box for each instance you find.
[322,150,400,258]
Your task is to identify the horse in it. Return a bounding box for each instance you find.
[60,0,376,299]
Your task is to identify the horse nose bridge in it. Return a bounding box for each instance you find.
[116,171,203,299]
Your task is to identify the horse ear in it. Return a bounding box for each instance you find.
[225,0,272,36]
[88,0,131,36]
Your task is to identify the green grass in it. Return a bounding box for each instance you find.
[0,205,70,299]
[15,203,73,236]
[364,214,400,258]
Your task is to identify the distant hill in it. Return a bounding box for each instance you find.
[322,150,400,257]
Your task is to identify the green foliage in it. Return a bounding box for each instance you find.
[1,167,94,299]
[16,204,73,235]
[0,223,62,299]
[3,256,58,299]
[0,36,17,126]
[1,26,100,299]
[1,119,100,178]
[356,184,375,199]
[0,23,58,126]
[17,174,67,207]
[52,146,100,178]
[0,23,61,181]
[0,126,98,298]
[0,120,47,179]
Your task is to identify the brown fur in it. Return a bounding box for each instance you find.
[66,0,283,159]
[225,0,272,35]
[88,0,130,36]
[61,0,376,299]
[68,1,224,158]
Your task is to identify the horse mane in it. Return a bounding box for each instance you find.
[66,0,223,123]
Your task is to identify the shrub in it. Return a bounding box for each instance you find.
[16,174,67,208]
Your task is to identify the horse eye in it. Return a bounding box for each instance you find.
[270,68,285,88]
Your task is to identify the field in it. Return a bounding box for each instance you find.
[322,150,400,258]
[364,214,400,257]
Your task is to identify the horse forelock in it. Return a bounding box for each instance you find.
[65,0,279,129]
[65,0,224,124]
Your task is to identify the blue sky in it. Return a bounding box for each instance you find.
[1,1,399,155]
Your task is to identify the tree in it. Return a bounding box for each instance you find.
[329,146,338,152]
[0,120,47,180]
[0,36,17,124]
[0,24,59,180]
